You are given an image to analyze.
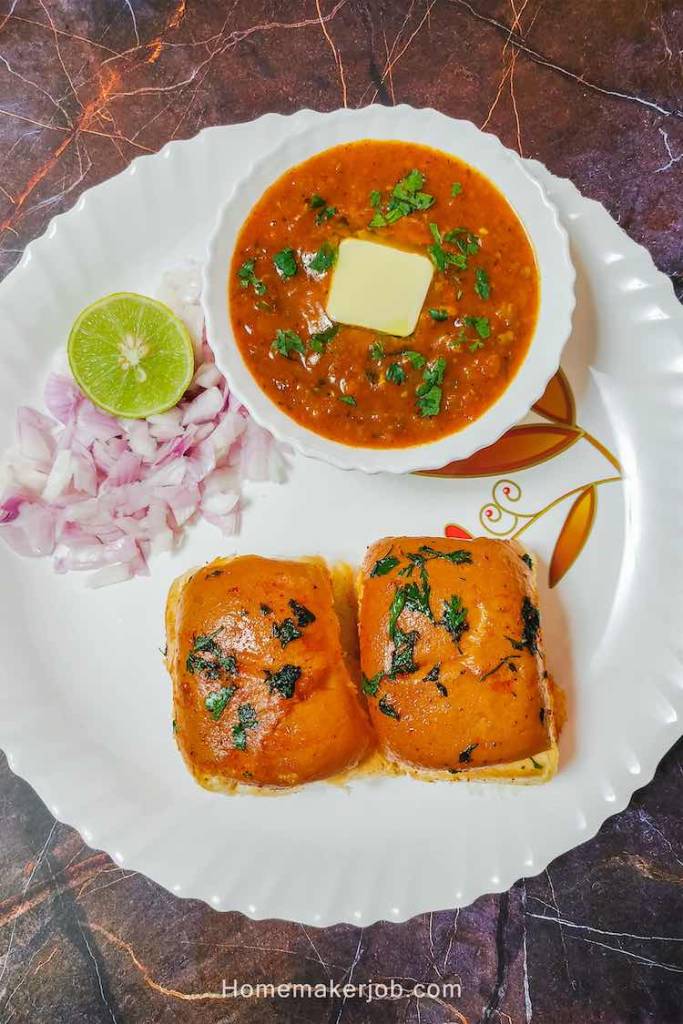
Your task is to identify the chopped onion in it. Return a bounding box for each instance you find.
[182,386,223,425]
[0,261,288,584]
[45,373,81,424]
[147,408,183,441]
[17,407,56,465]
[192,362,223,390]
[0,495,24,523]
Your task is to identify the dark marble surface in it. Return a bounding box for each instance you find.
[0,2,681,1021]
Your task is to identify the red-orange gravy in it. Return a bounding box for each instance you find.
[229,140,539,448]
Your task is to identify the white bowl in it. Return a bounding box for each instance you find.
[203,105,575,474]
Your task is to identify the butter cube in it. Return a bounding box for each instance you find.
[325,238,433,337]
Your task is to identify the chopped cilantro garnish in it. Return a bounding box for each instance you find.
[431,244,467,272]
[217,654,238,675]
[308,242,337,274]
[480,655,521,681]
[402,579,432,620]
[444,227,480,255]
[464,315,491,339]
[368,344,425,372]
[385,549,475,662]
[237,259,266,295]
[316,206,336,225]
[260,604,272,615]
[416,357,446,417]
[371,554,400,577]
[387,587,407,638]
[232,703,258,749]
[309,193,336,224]
[339,395,357,406]
[390,628,419,676]
[272,617,302,648]
[521,553,533,570]
[530,756,543,770]
[474,267,490,300]
[427,242,447,272]
[272,247,297,278]
[469,339,485,353]
[185,652,220,678]
[368,168,434,228]
[443,595,468,646]
[418,357,446,390]
[362,671,382,697]
[265,664,301,699]
[402,168,426,191]
[272,328,305,359]
[289,599,315,627]
[427,224,469,272]
[192,627,223,653]
[386,362,406,385]
[186,630,237,679]
[403,350,427,368]
[436,682,449,697]
[391,547,473,635]
[458,742,478,763]
[451,182,463,196]
[429,308,449,321]
[309,323,339,354]
[506,598,541,655]
[378,695,400,719]
[423,664,440,682]
[417,545,472,565]
[521,597,540,653]
[238,705,257,727]
[204,685,236,721]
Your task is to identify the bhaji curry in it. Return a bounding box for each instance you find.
[229,140,539,448]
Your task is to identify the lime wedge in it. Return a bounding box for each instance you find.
[67,292,195,419]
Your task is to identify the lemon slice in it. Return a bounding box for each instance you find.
[67,292,195,419]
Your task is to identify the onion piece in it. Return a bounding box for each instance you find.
[182,386,223,425]
[17,407,55,465]
[45,373,82,424]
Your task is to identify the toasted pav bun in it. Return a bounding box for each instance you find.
[166,555,374,789]
[358,537,558,779]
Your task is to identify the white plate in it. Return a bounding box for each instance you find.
[0,107,681,927]
[204,107,575,473]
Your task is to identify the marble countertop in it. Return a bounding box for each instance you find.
[0,2,681,1021]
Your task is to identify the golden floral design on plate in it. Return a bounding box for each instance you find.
[428,369,623,587]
